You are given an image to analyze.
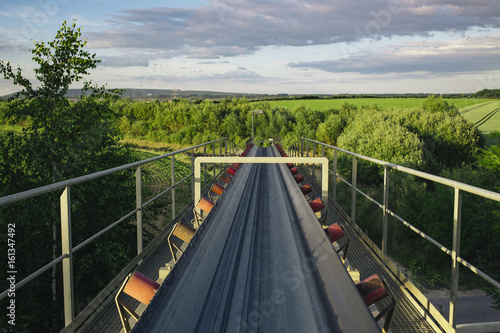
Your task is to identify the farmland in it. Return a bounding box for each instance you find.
[265,97,493,112]
[459,101,500,134]
[265,97,500,137]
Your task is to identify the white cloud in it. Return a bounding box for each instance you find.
[87,0,500,63]
[2,0,500,95]
[289,33,500,75]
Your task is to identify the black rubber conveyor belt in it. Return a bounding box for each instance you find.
[132,146,379,332]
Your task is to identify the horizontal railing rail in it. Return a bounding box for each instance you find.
[0,137,242,330]
[288,137,500,333]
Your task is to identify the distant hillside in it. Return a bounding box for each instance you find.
[1,88,279,100]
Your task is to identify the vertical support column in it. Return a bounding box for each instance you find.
[213,143,216,179]
[194,159,201,215]
[136,166,143,254]
[449,188,462,332]
[61,187,74,326]
[382,166,389,255]
[204,145,207,190]
[191,150,195,204]
[333,150,338,203]
[312,143,316,180]
[171,157,176,221]
[351,156,357,223]
[306,140,310,175]
[219,140,222,174]
[322,145,326,198]
[321,158,329,208]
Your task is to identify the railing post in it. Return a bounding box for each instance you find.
[191,150,195,204]
[171,157,176,221]
[194,159,201,216]
[306,141,309,173]
[351,156,357,222]
[204,145,207,190]
[321,145,325,196]
[219,140,222,174]
[300,139,304,157]
[382,166,389,255]
[333,149,337,203]
[136,166,143,254]
[312,143,316,180]
[61,187,74,326]
[321,158,329,208]
[213,143,216,178]
[449,188,462,332]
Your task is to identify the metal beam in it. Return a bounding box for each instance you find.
[194,156,329,215]
[61,187,74,326]
[136,166,143,255]
[449,188,462,332]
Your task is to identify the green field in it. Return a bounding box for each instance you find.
[459,101,500,134]
[264,97,492,112]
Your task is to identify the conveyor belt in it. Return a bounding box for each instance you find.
[132,146,379,332]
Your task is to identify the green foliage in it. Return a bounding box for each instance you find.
[399,107,482,173]
[407,258,441,292]
[386,164,499,288]
[471,89,500,99]
[290,104,324,140]
[1,20,122,183]
[422,95,459,116]
[333,97,481,182]
[475,132,500,307]
[478,131,500,177]
[0,21,134,331]
[336,106,424,182]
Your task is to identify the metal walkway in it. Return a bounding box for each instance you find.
[326,202,439,332]
[79,145,442,333]
[133,146,378,332]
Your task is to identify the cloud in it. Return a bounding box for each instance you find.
[120,67,264,91]
[198,60,230,64]
[0,27,31,52]
[288,33,500,74]
[86,0,500,63]
[100,54,150,67]
[198,67,263,80]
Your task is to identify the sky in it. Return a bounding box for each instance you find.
[1,0,499,95]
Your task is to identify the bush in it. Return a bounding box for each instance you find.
[337,109,423,182]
